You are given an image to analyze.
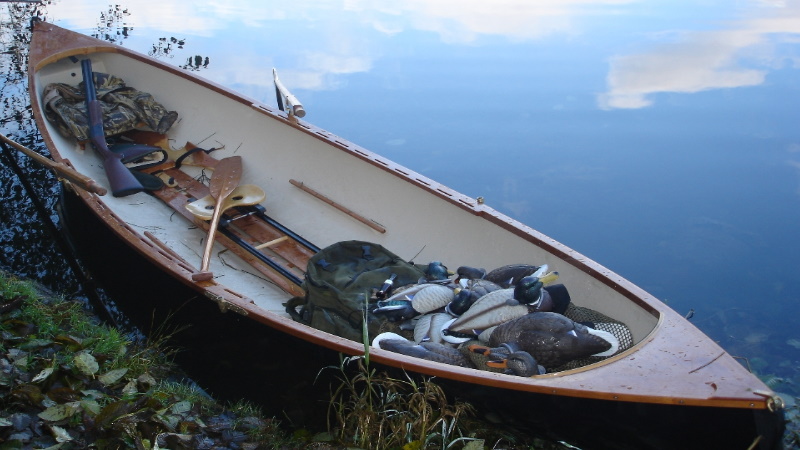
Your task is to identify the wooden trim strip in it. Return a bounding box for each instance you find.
[289,178,386,233]
[143,231,195,268]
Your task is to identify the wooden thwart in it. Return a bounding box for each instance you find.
[255,236,289,249]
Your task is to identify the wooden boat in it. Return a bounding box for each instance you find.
[26,20,785,449]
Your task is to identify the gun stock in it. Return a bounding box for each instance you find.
[81,58,144,197]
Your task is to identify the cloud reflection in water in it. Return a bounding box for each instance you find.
[599,2,800,109]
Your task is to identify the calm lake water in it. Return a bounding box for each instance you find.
[2,0,799,441]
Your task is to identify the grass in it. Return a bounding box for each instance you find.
[0,273,173,377]
[323,292,481,449]
[326,355,480,450]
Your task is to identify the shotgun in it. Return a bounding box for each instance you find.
[81,58,156,197]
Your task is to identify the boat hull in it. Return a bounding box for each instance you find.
[29,20,785,448]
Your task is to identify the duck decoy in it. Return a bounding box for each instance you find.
[372,332,473,368]
[422,261,453,282]
[413,312,453,344]
[468,343,546,377]
[446,278,503,316]
[455,265,486,283]
[487,312,620,369]
[542,283,572,315]
[373,283,455,321]
[441,288,530,343]
[484,264,546,288]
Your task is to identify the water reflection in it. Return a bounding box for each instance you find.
[94,4,132,43]
[347,0,638,42]
[0,1,62,286]
[599,1,800,109]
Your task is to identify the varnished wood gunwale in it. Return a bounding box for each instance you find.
[26,20,780,414]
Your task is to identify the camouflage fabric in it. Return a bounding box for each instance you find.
[42,71,178,141]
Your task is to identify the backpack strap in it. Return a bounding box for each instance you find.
[316,258,334,271]
[284,295,310,324]
[361,244,374,261]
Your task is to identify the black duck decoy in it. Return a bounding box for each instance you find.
[372,332,472,368]
[487,312,619,369]
[468,342,546,377]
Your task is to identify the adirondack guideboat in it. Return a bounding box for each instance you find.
[11,19,786,449]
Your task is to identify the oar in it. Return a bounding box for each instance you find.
[0,132,107,196]
[192,155,243,281]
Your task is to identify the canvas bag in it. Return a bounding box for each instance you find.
[286,240,426,342]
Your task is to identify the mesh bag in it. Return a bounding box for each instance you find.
[553,304,634,371]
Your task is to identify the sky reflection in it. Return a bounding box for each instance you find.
[600,1,800,109]
[50,0,800,114]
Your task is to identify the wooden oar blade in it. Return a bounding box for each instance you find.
[209,155,242,199]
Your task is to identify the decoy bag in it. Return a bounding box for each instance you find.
[286,240,426,342]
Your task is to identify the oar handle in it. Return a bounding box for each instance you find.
[0,132,107,196]
[191,197,222,282]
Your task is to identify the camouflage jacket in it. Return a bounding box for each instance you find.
[42,71,178,141]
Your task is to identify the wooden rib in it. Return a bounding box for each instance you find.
[289,178,386,233]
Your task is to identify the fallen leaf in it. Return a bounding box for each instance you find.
[122,379,138,395]
[39,402,81,421]
[81,399,102,416]
[51,424,73,442]
[170,401,191,415]
[463,440,485,450]
[74,352,99,376]
[32,367,54,383]
[99,368,128,385]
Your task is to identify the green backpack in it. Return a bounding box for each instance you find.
[286,240,427,342]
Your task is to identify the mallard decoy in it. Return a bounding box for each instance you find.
[484,264,546,288]
[543,283,572,315]
[446,279,503,316]
[373,283,455,321]
[511,272,556,308]
[443,271,557,340]
[487,312,620,370]
[441,288,530,344]
[454,266,486,283]
[372,284,428,321]
[372,332,472,368]
[422,261,452,282]
[468,343,546,377]
[413,312,453,344]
